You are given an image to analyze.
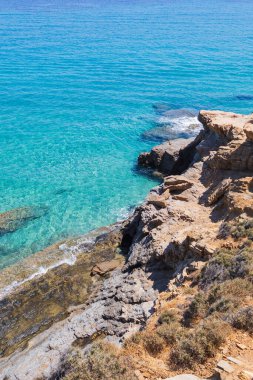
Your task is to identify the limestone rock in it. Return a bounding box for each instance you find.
[207,178,231,205]
[137,133,204,176]
[91,259,121,276]
[217,360,235,373]
[198,110,249,141]
[147,193,167,208]
[0,268,157,380]
[244,119,253,141]
[164,175,194,192]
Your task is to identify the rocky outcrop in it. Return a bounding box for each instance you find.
[0,224,124,357]
[1,110,253,380]
[0,267,158,380]
[138,138,193,174]
[138,132,203,175]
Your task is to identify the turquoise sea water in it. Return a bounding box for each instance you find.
[1,0,253,269]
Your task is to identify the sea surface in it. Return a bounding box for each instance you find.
[1,0,253,269]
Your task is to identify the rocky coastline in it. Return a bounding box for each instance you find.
[1,110,253,380]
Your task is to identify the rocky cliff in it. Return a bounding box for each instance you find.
[1,110,253,380]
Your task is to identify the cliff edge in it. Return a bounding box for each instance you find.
[1,110,253,380]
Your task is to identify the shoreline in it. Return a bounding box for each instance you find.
[0,112,201,296]
[0,223,122,300]
[1,109,253,379]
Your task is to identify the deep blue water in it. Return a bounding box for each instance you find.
[1,0,253,269]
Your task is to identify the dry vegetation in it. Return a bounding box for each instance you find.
[55,342,137,380]
[56,219,253,378]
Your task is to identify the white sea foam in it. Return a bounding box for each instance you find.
[157,115,202,133]
[0,253,77,300]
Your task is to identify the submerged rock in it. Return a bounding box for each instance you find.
[0,206,48,236]
[143,108,201,142]
[2,109,253,379]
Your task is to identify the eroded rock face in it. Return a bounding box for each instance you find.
[0,225,124,358]
[138,132,203,175]
[199,110,253,172]
[244,119,253,141]
[138,138,194,174]
[0,268,158,380]
[198,110,249,141]
[2,109,253,380]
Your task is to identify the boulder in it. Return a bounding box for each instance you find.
[138,129,205,176]
[164,175,194,192]
[147,193,167,208]
[138,138,193,173]
[91,259,121,276]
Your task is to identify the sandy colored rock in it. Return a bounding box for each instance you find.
[198,110,250,141]
[244,119,253,141]
[2,109,253,380]
[91,259,122,276]
[138,136,200,175]
[217,360,235,373]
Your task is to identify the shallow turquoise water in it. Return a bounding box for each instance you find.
[1,0,253,269]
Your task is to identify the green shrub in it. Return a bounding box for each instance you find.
[60,342,137,380]
[200,247,253,288]
[142,332,164,356]
[156,322,184,344]
[170,318,230,369]
[124,331,143,346]
[157,309,179,325]
[183,292,207,324]
[230,219,253,240]
[231,306,253,334]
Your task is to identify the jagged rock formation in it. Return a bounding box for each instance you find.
[1,110,253,380]
[138,132,203,175]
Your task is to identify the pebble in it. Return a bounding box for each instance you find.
[217,360,235,373]
[236,343,247,350]
[227,356,243,366]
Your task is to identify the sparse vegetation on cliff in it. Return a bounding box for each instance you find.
[2,110,253,380]
[58,342,137,380]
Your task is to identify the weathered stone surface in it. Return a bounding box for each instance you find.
[2,109,253,380]
[0,206,47,236]
[0,268,157,380]
[91,259,122,276]
[138,138,194,174]
[0,224,124,358]
[207,178,231,205]
[147,193,167,208]
[199,110,253,172]
[217,360,235,373]
[138,132,203,176]
[227,356,243,366]
[164,175,194,192]
[164,375,203,380]
[198,110,250,141]
[244,119,253,141]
